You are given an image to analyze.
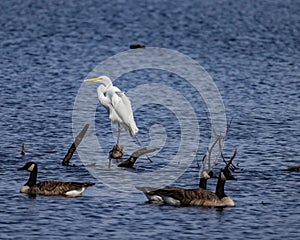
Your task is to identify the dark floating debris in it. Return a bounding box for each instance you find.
[129,44,145,49]
[109,144,124,160]
[62,124,89,166]
[118,147,159,168]
[21,143,26,156]
[281,164,300,172]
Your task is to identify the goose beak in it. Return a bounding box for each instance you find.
[84,77,102,82]
[18,166,26,171]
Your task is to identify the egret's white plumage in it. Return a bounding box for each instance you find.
[85,76,138,138]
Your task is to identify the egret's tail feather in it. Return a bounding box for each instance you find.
[129,126,139,137]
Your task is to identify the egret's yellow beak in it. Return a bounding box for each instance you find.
[84,77,103,82]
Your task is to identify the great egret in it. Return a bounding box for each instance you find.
[84,75,139,151]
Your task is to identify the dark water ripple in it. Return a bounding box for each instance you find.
[1,0,300,239]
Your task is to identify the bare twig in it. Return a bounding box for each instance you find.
[222,148,238,171]
[21,143,26,156]
[281,164,300,171]
[62,124,89,166]
[207,135,222,171]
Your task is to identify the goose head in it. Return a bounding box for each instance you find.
[202,170,216,179]
[18,162,37,172]
[220,168,236,181]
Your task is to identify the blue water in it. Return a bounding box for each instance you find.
[1,0,300,239]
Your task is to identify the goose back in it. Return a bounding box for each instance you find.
[21,181,95,197]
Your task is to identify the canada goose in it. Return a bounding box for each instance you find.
[118,147,160,168]
[62,124,89,166]
[18,162,95,197]
[136,170,214,203]
[137,150,238,207]
[137,167,236,207]
[135,137,223,203]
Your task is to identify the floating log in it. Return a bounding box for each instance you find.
[281,164,300,171]
[118,147,159,168]
[62,124,89,166]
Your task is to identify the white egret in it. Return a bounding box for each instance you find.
[84,75,139,149]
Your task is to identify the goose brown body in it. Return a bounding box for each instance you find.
[18,162,95,197]
[148,187,234,207]
[136,170,214,203]
[20,181,95,196]
[137,168,235,207]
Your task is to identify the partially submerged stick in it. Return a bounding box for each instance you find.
[21,143,26,156]
[281,164,300,172]
[118,147,159,168]
[62,124,89,166]
[221,148,238,171]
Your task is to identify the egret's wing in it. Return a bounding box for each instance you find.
[111,91,133,121]
[111,91,138,136]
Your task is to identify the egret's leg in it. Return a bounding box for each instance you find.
[108,157,111,168]
[117,124,121,145]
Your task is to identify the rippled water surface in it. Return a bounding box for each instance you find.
[1,0,300,239]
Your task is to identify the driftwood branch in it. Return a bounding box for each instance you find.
[222,148,238,171]
[62,124,89,166]
[281,164,300,172]
[207,135,222,171]
[118,147,159,168]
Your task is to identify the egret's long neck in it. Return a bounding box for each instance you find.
[97,85,106,98]
[97,85,110,108]
[25,166,37,187]
[215,172,226,199]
